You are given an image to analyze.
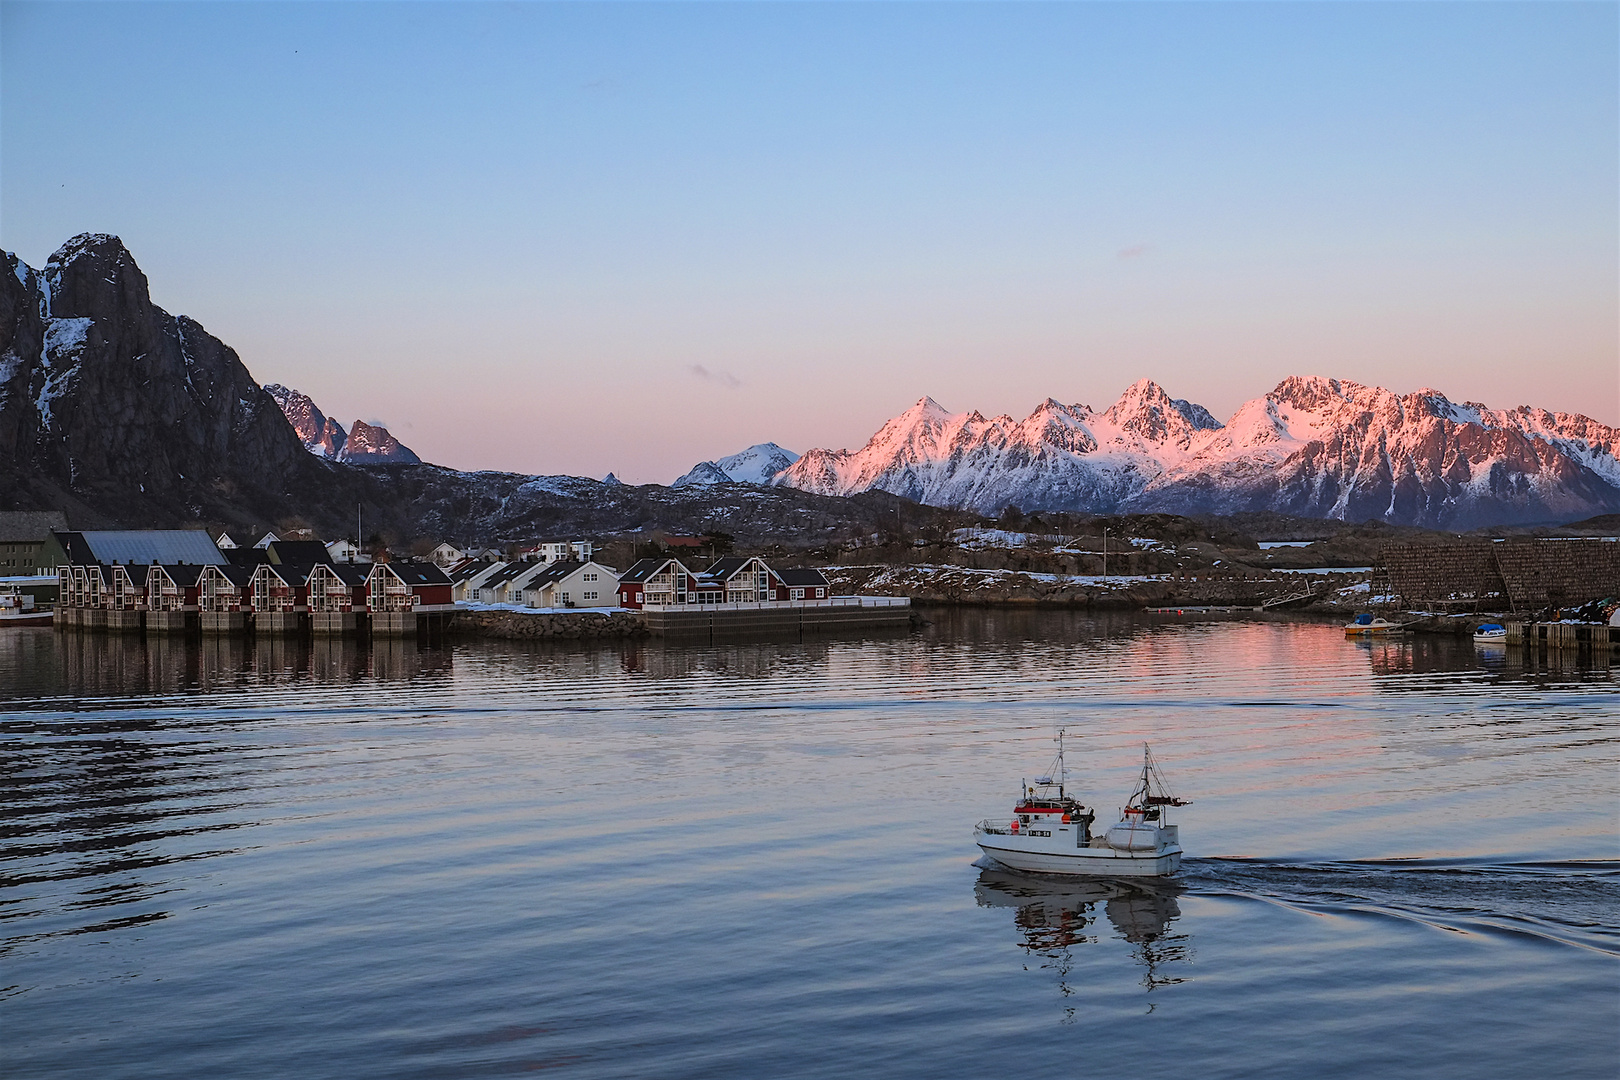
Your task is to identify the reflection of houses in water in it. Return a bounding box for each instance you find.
[975,868,1191,1000]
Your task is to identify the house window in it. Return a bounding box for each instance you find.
[791,588,804,600]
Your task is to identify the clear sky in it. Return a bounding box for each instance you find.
[3,2,1615,483]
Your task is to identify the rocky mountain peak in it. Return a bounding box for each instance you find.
[43,233,151,323]
[265,383,348,459]
[338,419,419,464]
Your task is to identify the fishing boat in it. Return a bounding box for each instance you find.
[1344,613,1407,636]
[1473,623,1507,644]
[0,587,52,627]
[974,735,1188,878]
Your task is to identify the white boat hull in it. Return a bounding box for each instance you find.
[976,834,1183,878]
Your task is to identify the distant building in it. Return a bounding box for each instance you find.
[215,532,239,549]
[430,543,466,568]
[252,531,279,550]
[0,510,69,572]
[516,539,595,564]
[325,538,371,564]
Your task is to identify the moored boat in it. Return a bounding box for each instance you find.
[974,735,1188,878]
[1473,623,1507,643]
[1345,613,1407,636]
[0,587,52,627]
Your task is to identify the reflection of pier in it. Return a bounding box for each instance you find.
[975,868,1191,998]
[41,630,451,695]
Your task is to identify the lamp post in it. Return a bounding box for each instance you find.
[1102,527,1109,580]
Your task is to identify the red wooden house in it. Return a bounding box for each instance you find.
[198,564,255,612]
[366,561,453,611]
[146,565,204,611]
[307,563,369,612]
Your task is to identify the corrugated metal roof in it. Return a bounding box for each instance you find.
[77,530,227,566]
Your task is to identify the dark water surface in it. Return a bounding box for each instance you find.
[2,613,1616,1079]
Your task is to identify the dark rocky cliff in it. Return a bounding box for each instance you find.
[0,234,359,528]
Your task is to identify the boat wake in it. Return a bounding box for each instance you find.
[1182,857,1620,956]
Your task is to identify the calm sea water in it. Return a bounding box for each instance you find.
[2,613,1616,1079]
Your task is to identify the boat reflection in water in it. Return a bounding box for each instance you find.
[974,867,1191,1014]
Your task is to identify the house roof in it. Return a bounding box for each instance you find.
[267,541,333,566]
[377,561,452,587]
[310,562,369,585]
[478,562,533,590]
[523,561,583,588]
[0,510,68,542]
[55,529,227,567]
[258,562,316,586]
[155,564,206,588]
[775,567,830,587]
[704,556,758,582]
[619,557,688,583]
[114,563,152,587]
[447,560,497,584]
[206,564,256,587]
[225,547,270,568]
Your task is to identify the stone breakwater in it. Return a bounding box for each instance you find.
[450,610,649,640]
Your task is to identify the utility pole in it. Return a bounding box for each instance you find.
[1103,527,1109,580]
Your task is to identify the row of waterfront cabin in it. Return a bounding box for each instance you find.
[52,530,453,615]
[615,556,829,609]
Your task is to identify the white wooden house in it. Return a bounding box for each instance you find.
[523,561,618,609]
[324,538,370,564]
[430,542,466,568]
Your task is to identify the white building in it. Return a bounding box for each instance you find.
[523,560,619,609]
[325,538,372,564]
[518,539,594,564]
[252,531,280,549]
[430,542,466,568]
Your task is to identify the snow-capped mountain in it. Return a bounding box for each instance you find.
[335,419,418,464]
[673,442,799,487]
[265,384,347,458]
[775,378,1620,528]
[265,384,419,463]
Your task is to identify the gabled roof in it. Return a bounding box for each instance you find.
[310,562,369,585]
[154,564,206,588]
[477,562,534,590]
[113,563,152,587]
[446,560,497,584]
[375,561,452,586]
[267,541,333,566]
[775,567,830,587]
[704,556,761,582]
[619,557,689,583]
[205,563,256,587]
[256,562,316,587]
[225,547,271,568]
[56,529,227,566]
[523,560,582,589]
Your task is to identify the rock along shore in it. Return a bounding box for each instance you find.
[449,609,649,640]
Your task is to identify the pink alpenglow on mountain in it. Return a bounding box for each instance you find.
[264,384,347,458]
[338,419,420,464]
[774,377,1620,528]
[265,384,420,464]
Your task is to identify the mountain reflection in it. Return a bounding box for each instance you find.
[975,867,1191,1009]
